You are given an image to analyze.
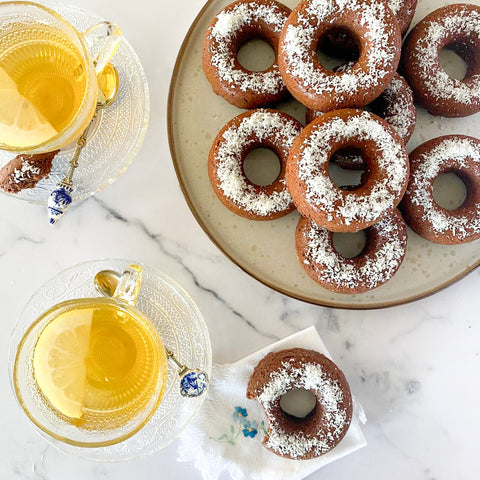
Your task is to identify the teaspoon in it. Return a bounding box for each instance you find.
[48,64,119,225]
[94,269,209,398]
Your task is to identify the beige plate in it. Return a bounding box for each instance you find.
[168,0,480,310]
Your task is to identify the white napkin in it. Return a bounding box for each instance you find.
[177,326,367,480]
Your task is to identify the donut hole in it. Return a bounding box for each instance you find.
[237,38,275,72]
[243,148,281,186]
[316,48,349,71]
[433,172,468,210]
[368,96,389,118]
[439,45,468,81]
[317,27,360,70]
[280,388,317,420]
[332,231,367,259]
[328,148,367,190]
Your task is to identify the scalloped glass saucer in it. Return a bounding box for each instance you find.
[9,259,212,461]
[0,2,150,204]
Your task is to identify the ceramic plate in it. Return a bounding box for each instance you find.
[168,0,480,309]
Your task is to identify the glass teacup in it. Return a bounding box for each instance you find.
[13,265,168,448]
[0,1,122,153]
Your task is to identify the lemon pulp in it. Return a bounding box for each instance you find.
[33,308,91,419]
[0,22,88,148]
[32,303,167,430]
[0,67,57,147]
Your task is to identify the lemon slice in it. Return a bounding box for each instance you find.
[0,66,57,147]
[0,66,17,90]
[33,309,93,419]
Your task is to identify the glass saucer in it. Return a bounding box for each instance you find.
[0,2,150,204]
[9,259,212,461]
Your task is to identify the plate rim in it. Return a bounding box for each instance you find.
[167,0,480,311]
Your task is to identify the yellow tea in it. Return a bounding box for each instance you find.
[32,300,167,431]
[0,23,87,147]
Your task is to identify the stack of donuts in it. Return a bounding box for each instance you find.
[203,0,480,295]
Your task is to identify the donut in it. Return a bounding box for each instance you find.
[306,71,416,170]
[286,109,410,232]
[319,0,418,59]
[203,0,291,109]
[402,135,480,245]
[278,0,402,111]
[389,0,418,36]
[246,348,352,460]
[296,210,408,294]
[208,109,303,220]
[0,151,58,193]
[402,4,480,118]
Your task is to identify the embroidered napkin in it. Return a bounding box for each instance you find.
[177,326,367,480]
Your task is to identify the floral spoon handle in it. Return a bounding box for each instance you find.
[47,115,96,225]
[165,348,209,398]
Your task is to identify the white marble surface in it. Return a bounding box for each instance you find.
[0,0,479,479]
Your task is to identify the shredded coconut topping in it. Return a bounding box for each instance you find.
[10,160,40,184]
[379,75,416,141]
[281,0,398,100]
[213,110,302,217]
[412,6,480,105]
[407,136,480,239]
[294,111,408,226]
[207,1,288,94]
[389,0,403,15]
[301,214,406,290]
[257,360,349,458]
[309,72,415,142]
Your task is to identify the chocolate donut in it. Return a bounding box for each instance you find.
[402,135,480,245]
[306,72,416,169]
[278,0,402,111]
[402,4,480,117]
[0,151,58,193]
[296,210,408,294]
[319,0,418,59]
[391,0,418,36]
[246,348,352,460]
[203,0,291,109]
[286,109,410,232]
[208,109,302,220]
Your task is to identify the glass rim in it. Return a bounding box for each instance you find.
[0,0,97,152]
[8,258,212,459]
[12,295,168,448]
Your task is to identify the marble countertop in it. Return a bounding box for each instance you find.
[0,0,478,479]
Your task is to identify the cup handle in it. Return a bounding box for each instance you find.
[83,22,122,73]
[112,264,142,307]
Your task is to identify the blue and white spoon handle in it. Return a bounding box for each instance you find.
[165,348,209,398]
[48,116,95,225]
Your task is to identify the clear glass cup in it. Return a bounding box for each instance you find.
[12,265,168,448]
[0,1,122,153]
[9,259,211,461]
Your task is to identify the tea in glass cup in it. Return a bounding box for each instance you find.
[0,2,122,153]
[13,266,168,447]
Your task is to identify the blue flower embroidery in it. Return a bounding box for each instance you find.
[213,407,266,445]
[242,420,258,438]
[233,406,247,423]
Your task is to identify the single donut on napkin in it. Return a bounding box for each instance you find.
[247,348,352,460]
